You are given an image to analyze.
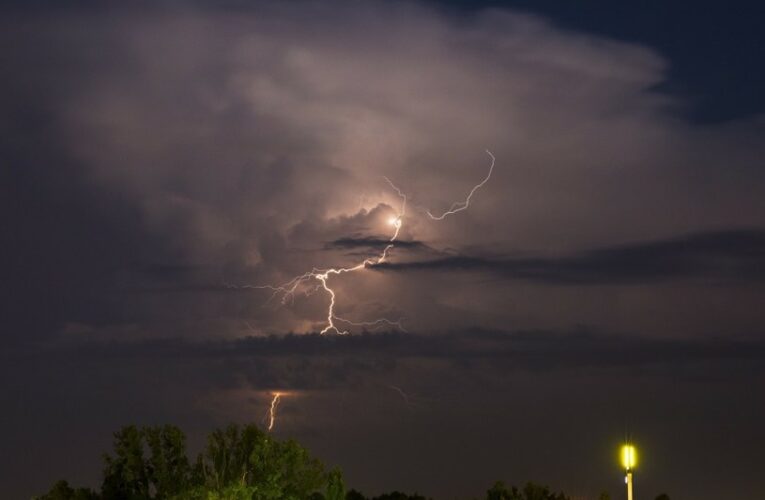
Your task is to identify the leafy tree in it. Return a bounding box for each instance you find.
[205,484,258,500]
[486,481,570,500]
[338,491,429,500]
[487,481,516,500]
[100,425,192,500]
[144,425,191,498]
[34,480,98,500]
[39,422,589,500]
[373,493,429,500]
[195,423,326,498]
[203,424,243,490]
[325,467,346,500]
[521,482,569,500]
[250,437,326,498]
[91,422,329,499]
[101,425,150,499]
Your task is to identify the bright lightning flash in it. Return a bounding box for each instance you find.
[245,150,494,335]
[267,392,282,431]
[249,177,408,335]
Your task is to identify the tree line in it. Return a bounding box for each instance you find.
[34,423,669,500]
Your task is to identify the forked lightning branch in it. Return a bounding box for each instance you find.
[237,150,495,335]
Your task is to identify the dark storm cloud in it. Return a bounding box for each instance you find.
[22,329,764,393]
[326,237,431,252]
[3,2,765,499]
[3,0,765,337]
[165,329,765,370]
[4,326,765,499]
[371,228,765,285]
[0,100,151,343]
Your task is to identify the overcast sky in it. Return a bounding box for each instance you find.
[2,1,764,499]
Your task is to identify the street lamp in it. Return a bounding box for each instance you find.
[621,444,637,500]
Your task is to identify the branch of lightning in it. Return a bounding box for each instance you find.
[237,150,495,335]
[267,392,282,431]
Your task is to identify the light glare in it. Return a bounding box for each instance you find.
[621,444,637,470]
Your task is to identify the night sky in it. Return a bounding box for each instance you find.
[2,1,765,499]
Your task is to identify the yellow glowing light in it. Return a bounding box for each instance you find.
[621,444,637,470]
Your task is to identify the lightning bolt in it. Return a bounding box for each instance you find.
[240,150,494,334]
[426,149,495,220]
[267,392,282,431]
[387,384,413,406]
[245,176,407,335]
[334,316,407,332]
[385,384,441,409]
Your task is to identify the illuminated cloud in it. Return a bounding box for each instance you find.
[3,1,753,337]
[2,4,765,498]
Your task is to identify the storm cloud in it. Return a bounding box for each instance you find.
[371,228,765,285]
[2,1,765,499]
[4,0,765,338]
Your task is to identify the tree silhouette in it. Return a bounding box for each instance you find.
[487,481,515,500]
[36,423,600,500]
[326,467,346,500]
[193,423,326,498]
[144,425,191,498]
[486,481,571,500]
[36,480,98,500]
[101,425,151,499]
[373,493,428,500]
[39,423,331,500]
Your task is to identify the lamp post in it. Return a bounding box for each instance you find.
[621,444,637,500]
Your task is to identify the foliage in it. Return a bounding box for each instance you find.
[34,480,99,500]
[372,493,429,500]
[485,481,571,500]
[340,490,430,500]
[144,425,191,498]
[101,425,151,499]
[38,423,330,500]
[346,489,368,500]
[37,424,626,500]
[325,468,346,500]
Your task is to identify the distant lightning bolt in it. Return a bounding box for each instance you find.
[387,384,412,406]
[239,150,494,334]
[385,384,440,409]
[267,392,282,431]
[334,316,407,332]
[426,150,495,220]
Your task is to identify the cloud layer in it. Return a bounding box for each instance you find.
[4,1,762,339]
[2,2,765,499]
